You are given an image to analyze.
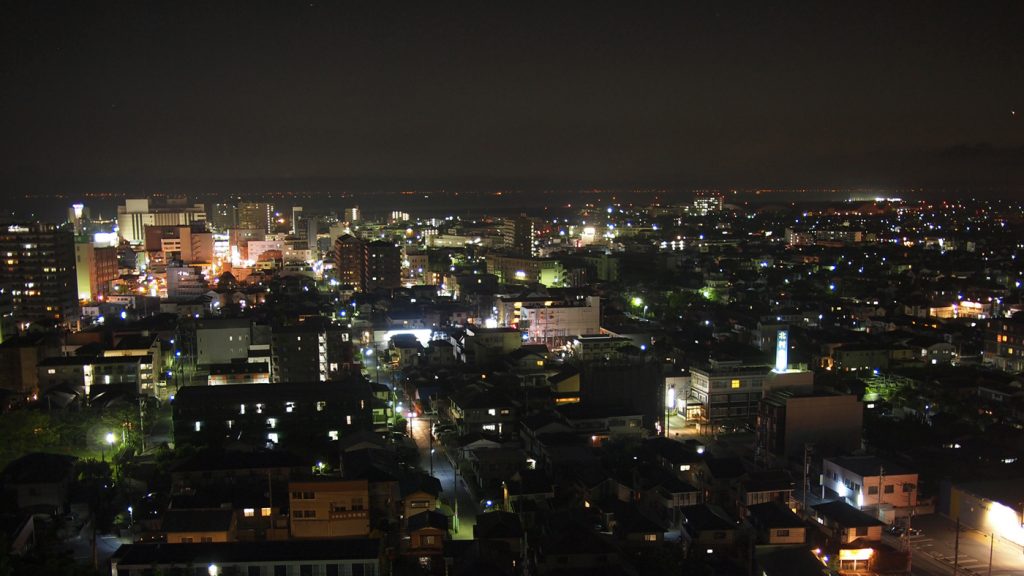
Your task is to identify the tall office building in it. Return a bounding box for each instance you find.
[238,202,274,233]
[343,206,360,223]
[0,223,78,324]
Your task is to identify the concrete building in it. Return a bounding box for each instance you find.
[0,223,78,324]
[74,241,118,302]
[110,540,381,576]
[518,296,601,345]
[688,359,771,432]
[116,198,206,245]
[166,264,208,299]
[172,380,374,450]
[944,479,1024,549]
[196,318,252,367]
[570,334,634,362]
[822,456,918,519]
[366,240,401,291]
[289,479,371,539]
[334,234,367,291]
[271,321,351,383]
[757,391,863,461]
[983,314,1024,373]
[238,202,274,233]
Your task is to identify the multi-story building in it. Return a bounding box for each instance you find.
[172,380,374,449]
[196,318,252,367]
[103,334,163,396]
[822,456,918,518]
[116,198,206,245]
[238,202,274,233]
[334,234,367,291]
[366,241,401,291]
[692,192,724,215]
[485,253,564,286]
[110,540,381,576]
[270,320,352,384]
[343,206,360,223]
[288,479,371,538]
[502,214,536,256]
[0,223,77,324]
[166,264,208,299]
[38,355,143,398]
[208,200,239,231]
[74,241,118,302]
[688,358,771,432]
[984,314,1024,373]
[146,225,214,265]
[756,391,863,462]
[518,296,601,345]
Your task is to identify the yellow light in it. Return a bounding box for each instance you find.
[983,501,1024,546]
[839,548,874,561]
[731,379,741,389]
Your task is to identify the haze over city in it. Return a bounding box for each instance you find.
[1,3,1024,576]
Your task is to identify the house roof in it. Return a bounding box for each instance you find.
[826,456,914,477]
[112,539,380,566]
[1,453,77,484]
[474,511,523,540]
[408,510,448,532]
[812,500,885,527]
[172,450,304,474]
[162,509,234,533]
[746,501,805,529]
[680,504,736,532]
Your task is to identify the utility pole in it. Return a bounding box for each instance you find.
[988,532,994,576]
[802,444,813,516]
[954,517,960,576]
[878,465,885,520]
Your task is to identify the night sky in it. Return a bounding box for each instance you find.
[2,1,1022,196]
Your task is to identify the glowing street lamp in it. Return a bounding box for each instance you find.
[102,432,116,462]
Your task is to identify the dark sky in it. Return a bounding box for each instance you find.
[2,1,1023,196]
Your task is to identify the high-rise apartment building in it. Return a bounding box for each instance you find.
[238,202,274,233]
[334,234,367,291]
[502,214,536,256]
[366,241,401,291]
[0,223,77,323]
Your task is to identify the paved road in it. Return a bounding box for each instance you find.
[409,416,478,540]
[901,514,1024,576]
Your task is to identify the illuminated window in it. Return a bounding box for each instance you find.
[488,409,497,416]
[244,508,255,517]
[679,464,691,472]
[731,379,741,389]
[346,415,352,425]
[260,507,271,517]
[328,430,339,440]
[316,401,326,412]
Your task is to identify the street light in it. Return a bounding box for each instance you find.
[208,564,219,576]
[102,432,116,462]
